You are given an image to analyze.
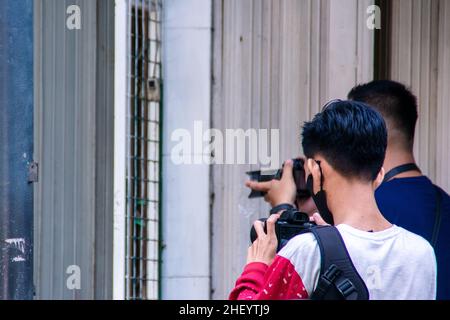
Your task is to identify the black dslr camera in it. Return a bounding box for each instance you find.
[250,208,316,252]
[246,158,310,199]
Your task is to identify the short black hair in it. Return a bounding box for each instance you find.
[347,80,418,150]
[302,100,387,181]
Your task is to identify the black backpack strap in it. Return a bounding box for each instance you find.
[302,225,369,300]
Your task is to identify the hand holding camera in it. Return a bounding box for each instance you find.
[245,158,331,254]
[246,213,281,266]
[245,159,300,207]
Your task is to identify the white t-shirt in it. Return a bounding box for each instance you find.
[278,224,437,300]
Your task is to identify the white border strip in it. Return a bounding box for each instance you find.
[113,0,127,300]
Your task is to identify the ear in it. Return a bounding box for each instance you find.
[307,159,322,194]
[373,167,385,189]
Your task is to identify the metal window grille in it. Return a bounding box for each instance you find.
[125,0,162,300]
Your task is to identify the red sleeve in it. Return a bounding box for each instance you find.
[229,255,309,300]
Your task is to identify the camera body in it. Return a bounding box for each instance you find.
[246,158,310,199]
[250,208,316,252]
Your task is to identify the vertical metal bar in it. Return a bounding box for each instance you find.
[139,0,145,299]
[113,0,128,301]
[132,0,138,299]
[125,0,132,300]
[155,0,163,299]
[150,0,155,298]
[0,0,34,300]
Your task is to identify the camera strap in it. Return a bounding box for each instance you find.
[383,163,421,183]
[300,226,369,300]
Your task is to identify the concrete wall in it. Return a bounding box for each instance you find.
[161,0,212,299]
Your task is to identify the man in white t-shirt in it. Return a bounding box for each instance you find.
[230,100,436,300]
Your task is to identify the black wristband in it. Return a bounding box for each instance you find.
[270,203,295,215]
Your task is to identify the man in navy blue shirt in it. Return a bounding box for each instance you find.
[348,80,450,300]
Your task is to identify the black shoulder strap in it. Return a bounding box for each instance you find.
[431,185,443,247]
[383,163,421,183]
[303,226,369,300]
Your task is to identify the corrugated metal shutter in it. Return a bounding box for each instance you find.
[211,0,374,299]
[34,0,115,299]
[390,0,450,192]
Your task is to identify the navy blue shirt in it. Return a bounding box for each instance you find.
[376,176,450,300]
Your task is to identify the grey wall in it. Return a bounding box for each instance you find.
[33,0,114,299]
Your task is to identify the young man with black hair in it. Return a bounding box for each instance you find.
[348,80,450,300]
[229,100,436,300]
